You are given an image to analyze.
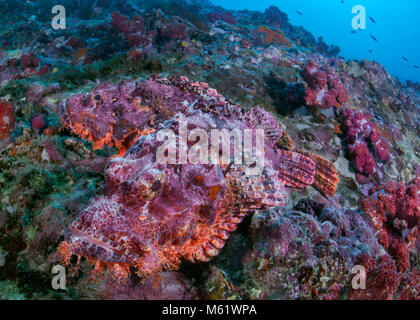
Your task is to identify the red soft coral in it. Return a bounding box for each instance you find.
[111,11,154,49]
[301,59,348,108]
[348,142,376,175]
[341,108,390,176]
[361,177,419,272]
[348,254,401,300]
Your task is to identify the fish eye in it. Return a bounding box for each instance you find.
[192,175,204,185]
[151,180,162,192]
[94,94,101,101]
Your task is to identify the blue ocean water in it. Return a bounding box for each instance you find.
[213,0,420,84]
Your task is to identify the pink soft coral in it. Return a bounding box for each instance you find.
[342,108,390,175]
[301,59,348,108]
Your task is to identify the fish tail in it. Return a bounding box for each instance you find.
[299,150,339,196]
[272,149,316,188]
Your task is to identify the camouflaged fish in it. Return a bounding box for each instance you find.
[58,76,338,280]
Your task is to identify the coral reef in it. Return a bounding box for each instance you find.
[0,0,418,300]
[361,178,419,272]
[207,7,237,25]
[98,272,198,300]
[347,254,402,300]
[240,204,380,299]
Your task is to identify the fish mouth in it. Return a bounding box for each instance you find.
[68,225,136,264]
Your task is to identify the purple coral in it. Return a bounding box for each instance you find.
[263,6,289,27]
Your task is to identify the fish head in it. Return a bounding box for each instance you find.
[61,78,200,153]
[63,197,141,264]
[105,153,227,228]
[62,80,154,152]
[62,162,227,273]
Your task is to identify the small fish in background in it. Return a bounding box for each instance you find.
[350,30,357,34]
[341,0,344,4]
[414,65,419,69]
[370,34,378,42]
[296,10,303,16]
[402,57,408,62]
[369,17,376,23]
[368,49,372,53]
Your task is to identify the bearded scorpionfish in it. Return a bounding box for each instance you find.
[58,75,339,280]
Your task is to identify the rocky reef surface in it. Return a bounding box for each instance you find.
[0,0,418,300]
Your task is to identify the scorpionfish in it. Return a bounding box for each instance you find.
[58,75,339,280]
